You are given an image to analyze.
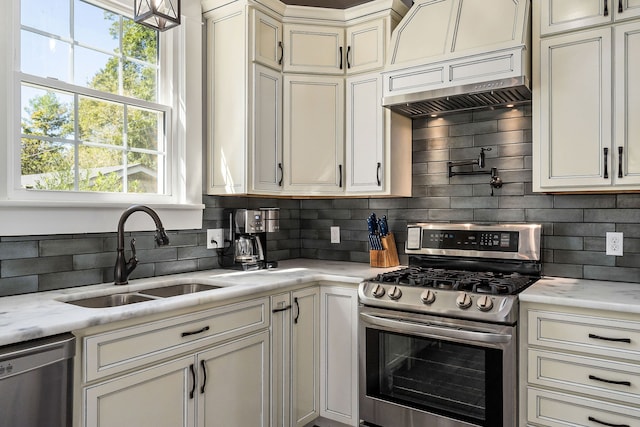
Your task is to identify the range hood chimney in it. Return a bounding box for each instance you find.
[382,0,531,118]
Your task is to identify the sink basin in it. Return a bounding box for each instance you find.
[67,293,154,308]
[139,283,221,298]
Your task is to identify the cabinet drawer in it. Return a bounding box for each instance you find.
[528,349,640,406]
[527,387,640,427]
[83,297,269,382]
[528,309,640,361]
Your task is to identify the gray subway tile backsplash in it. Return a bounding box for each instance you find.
[1,107,639,296]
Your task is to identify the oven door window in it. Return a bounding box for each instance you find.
[365,328,503,426]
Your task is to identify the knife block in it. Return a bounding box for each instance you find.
[369,233,400,268]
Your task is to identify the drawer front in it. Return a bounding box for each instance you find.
[84,297,269,382]
[528,309,640,361]
[528,349,640,406]
[527,387,640,427]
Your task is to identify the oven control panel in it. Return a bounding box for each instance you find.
[421,230,518,252]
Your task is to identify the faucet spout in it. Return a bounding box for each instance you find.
[114,205,170,285]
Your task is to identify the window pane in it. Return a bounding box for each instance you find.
[123,59,157,102]
[74,0,119,53]
[21,0,70,38]
[21,30,71,81]
[21,139,75,190]
[128,106,161,150]
[78,97,124,145]
[122,18,158,64]
[75,46,118,91]
[127,152,159,193]
[21,85,74,139]
[78,145,123,192]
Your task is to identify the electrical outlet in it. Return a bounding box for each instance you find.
[330,226,340,244]
[207,229,224,249]
[606,232,623,256]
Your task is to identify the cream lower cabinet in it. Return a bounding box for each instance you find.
[320,285,359,426]
[271,287,320,427]
[520,302,640,426]
[79,297,270,427]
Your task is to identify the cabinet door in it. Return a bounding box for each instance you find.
[270,293,291,427]
[206,9,247,194]
[251,9,283,70]
[345,19,385,74]
[534,28,612,190]
[84,356,195,427]
[345,73,384,193]
[251,64,283,193]
[198,331,270,427]
[283,24,345,74]
[283,74,344,194]
[292,287,320,427]
[320,286,359,426]
[540,0,611,35]
[616,0,640,20]
[614,21,640,186]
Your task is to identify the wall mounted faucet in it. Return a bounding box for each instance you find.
[114,205,170,285]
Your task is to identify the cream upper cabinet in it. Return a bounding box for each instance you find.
[345,72,411,195]
[533,0,640,192]
[345,18,385,74]
[251,8,283,70]
[540,0,640,35]
[283,74,345,194]
[283,24,345,75]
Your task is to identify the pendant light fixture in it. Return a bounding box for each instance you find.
[134,0,180,32]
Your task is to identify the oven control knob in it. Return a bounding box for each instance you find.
[476,295,493,311]
[456,292,472,309]
[388,286,402,300]
[420,289,436,305]
[371,284,385,298]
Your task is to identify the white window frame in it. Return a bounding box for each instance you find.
[0,0,204,235]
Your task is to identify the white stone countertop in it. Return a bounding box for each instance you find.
[520,276,640,314]
[0,259,400,347]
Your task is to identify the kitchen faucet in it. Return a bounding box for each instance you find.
[114,205,170,285]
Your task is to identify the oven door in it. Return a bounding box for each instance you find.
[359,306,516,427]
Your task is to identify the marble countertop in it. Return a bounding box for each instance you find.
[520,276,640,314]
[0,259,399,347]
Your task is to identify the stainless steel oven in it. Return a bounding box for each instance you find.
[358,223,541,427]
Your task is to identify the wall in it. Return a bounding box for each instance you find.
[1,107,639,296]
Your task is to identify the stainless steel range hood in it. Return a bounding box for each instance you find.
[382,0,532,118]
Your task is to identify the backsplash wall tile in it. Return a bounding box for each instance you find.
[1,107,639,296]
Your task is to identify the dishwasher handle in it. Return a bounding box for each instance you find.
[0,334,75,380]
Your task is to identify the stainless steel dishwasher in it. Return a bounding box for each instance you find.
[0,333,75,427]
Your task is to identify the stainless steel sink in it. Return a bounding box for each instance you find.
[67,293,154,308]
[139,283,221,298]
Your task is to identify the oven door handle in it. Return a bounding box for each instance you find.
[360,313,512,344]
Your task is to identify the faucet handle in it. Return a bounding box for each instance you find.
[126,238,138,274]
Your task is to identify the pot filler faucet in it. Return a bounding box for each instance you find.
[114,205,170,285]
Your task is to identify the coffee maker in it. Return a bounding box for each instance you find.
[222,208,279,270]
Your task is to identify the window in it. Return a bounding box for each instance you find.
[19,0,169,195]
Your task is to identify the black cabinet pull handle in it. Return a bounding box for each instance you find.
[347,46,351,69]
[339,164,343,187]
[618,147,624,178]
[294,297,300,324]
[376,162,381,186]
[589,374,631,386]
[181,326,210,338]
[589,333,631,343]
[619,0,623,13]
[278,41,284,65]
[272,304,291,313]
[200,360,207,394]
[339,46,343,70]
[603,147,609,179]
[189,364,196,399]
[278,162,283,186]
[604,0,609,16]
[588,416,629,427]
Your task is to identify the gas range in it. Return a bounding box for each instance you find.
[359,223,542,324]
